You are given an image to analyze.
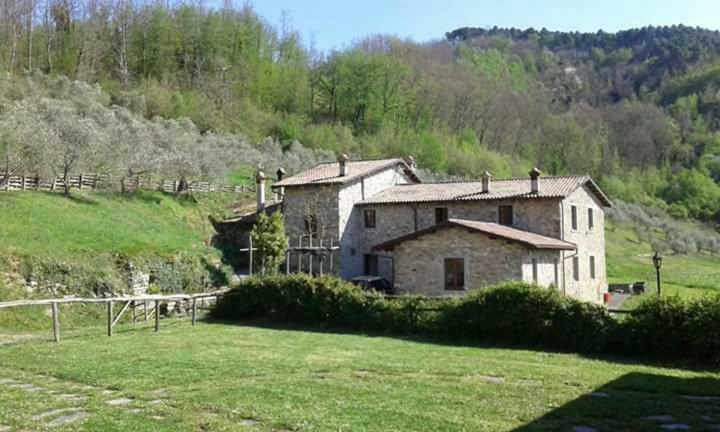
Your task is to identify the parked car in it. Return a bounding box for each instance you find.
[351,276,394,294]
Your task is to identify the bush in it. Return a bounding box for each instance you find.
[213,277,614,353]
[620,295,720,365]
[440,282,614,352]
[214,276,720,365]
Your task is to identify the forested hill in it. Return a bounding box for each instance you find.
[446,26,720,96]
[0,3,719,223]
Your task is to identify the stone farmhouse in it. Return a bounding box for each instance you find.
[244,155,612,303]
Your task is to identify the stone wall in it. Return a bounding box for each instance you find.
[560,186,608,303]
[358,198,563,283]
[280,164,412,278]
[392,227,562,296]
[337,165,413,279]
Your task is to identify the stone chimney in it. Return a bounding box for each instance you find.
[529,167,542,194]
[338,153,349,177]
[481,171,492,193]
[275,168,286,201]
[256,169,267,211]
[407,155,417,171]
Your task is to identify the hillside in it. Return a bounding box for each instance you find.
[0,189,254,302]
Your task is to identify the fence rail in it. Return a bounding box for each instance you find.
[0,288,230,342]
[0,173,253,194]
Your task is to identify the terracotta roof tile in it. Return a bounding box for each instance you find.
[373,219,576,251]
[359,176,611,207]
[272,158,419,187]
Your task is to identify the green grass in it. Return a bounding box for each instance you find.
[606,220,720,307]
[0,321,718,431]
[0,190,245,259]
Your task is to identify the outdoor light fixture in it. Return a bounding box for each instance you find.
[652,252,662,296]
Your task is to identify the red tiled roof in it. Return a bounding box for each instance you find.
[359,176,611,207]
[272,158,420,188]
[373,219,576,251]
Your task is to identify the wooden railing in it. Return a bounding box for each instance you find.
[0,288,230,342]
[0,173,253,194]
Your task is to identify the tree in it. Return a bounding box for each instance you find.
[250,212,287,276]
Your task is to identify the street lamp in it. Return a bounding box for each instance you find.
[652,252,663,296]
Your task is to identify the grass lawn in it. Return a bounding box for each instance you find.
[0,190,245,259]
[605,220,720,307]
[1,320,719,431]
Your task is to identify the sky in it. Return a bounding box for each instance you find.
[250,0,720,52]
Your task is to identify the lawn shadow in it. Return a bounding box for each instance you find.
[511,372,720,431]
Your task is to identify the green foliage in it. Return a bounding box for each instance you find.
[442,282,614,352]
[250,212,288,276]
[620,295,720,365]
[18,256,119,297]
[214,275,720,365]
[662,169,720,221]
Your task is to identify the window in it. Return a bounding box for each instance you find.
[364,209,376,228]
[571,205,578,230]
[444,258,465,291]
[588,208,594,230]
[590,256,596,279]
[435,207,448,224]
[304,215,318,237]
[572,256,580,281]
[531,258,538,283]
[498,205,514,226]
[553,258,559,288]
[364,254,378,276]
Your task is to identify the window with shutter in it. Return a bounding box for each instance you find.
[444,258,465,291]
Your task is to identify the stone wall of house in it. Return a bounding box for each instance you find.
[357,198,563,284]
[338,165,414,279]
[280,164,412,278]
[392,227,562,295]
[560,185,607,303]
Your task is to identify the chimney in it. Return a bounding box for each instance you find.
[256,169,267,211]
[529,167,542,194]
[481,171,492,193]
[338,153,349,177]
[275,167,286,201]
[407,155,417,171]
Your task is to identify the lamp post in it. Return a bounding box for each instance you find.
[652,252,663,296]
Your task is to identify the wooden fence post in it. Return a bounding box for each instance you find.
[79,173,84,189]
[192,298,197,326]
[309,236,313,276]
[319,239,323,276]
[297,236,302,273]
[21,174,26,191]
[107,300,113,337]
[248,234,253,276]
[51,302,60,343]
[154,300,160,332]
[131,300,136,323]
[144,300,149,322]
[285,239,290,274]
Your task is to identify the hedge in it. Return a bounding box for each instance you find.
[212,274,720,365]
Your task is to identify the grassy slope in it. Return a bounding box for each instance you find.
[605,220,720,307]
[0,190,246,259]
[0,322,718,431]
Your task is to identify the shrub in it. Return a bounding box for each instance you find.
[214,277,614,353]
[440,282,614,352]
[620,295,720,365]
[214,276,720,365]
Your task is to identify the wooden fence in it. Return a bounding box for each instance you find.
[240,234,340,277]
[0,288,230,343]
[0,173,254,194]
